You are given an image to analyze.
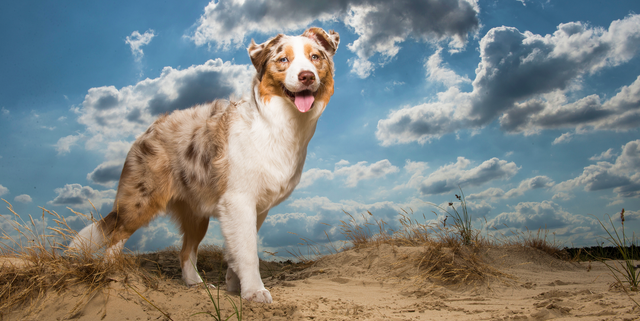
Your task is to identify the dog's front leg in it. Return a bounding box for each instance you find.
[219,196,272,303]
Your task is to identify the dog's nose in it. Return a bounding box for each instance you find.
[298,71,315,86]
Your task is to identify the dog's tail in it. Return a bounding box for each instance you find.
[68,211,118,254]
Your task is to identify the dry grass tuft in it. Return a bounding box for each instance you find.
[336,204,509,286]
[0,199,157,318]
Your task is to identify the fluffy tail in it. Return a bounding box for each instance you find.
[68,211,117,253]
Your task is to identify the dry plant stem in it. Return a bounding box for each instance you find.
[591,209,639,308]
[0,199,160,317]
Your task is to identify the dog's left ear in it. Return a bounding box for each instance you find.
[302,28,340,57]
[248,34,283,77]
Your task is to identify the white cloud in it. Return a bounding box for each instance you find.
[425,47,471,87]
[74,59,252,142]
[552,132,573,145]
[55,134,83,155]
[334,159,399,187]
[48,184,116,211]
[0,184,8,196]
[487,200,585,230]
[298,159,399,189]
[554,139,640,198]
[401,156,518,195]
[377,14,640,145]
[190,0,479,78]
[467,176,554,201]
[298,169,334,189]
[1,107,9,115]
[125,29,156,61]
[589,148,617,161]
[14,194,32,204]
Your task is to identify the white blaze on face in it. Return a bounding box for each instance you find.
[284,37,320,113]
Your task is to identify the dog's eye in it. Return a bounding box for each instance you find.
[311,54,319,61]
[279,57,289,63]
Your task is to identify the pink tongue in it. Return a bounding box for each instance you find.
[294,90,315,113]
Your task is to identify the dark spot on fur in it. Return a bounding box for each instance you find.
[179,170,189,187]
[136,182,147,194]
[201,151,212,172]
[135,202,142,209]
[145,125,154,135]
[139,141,155,156]
[135,154,144,165]
[185,142,197,162]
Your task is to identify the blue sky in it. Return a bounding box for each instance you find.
[1,0,640,257]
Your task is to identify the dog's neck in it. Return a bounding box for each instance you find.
[245,80,323,148]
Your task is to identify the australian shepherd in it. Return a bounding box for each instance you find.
[69,27,340,303]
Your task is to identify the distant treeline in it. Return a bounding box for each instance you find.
[564,246,640,261]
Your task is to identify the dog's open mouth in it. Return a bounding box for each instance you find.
[282,86,315,113]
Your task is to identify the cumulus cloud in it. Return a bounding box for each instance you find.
[334,159,399,187]
[55,134,83,155]
[14,194,32,204]
[487,200,585,230]
[190,0,479,78]
[48,184,116,211]
[0,184,8,196]
[425,47,471,87]
[298,169,334,189]
[554,139,640,198]
[552,132,573,145]
[125,29,156,61]
[467,176,554,201]
[298,159,399,189]
[377,14,640,145]
[87,141,133,187]
[400,156,518,195]
[589,148,617,161]
[74,59,252,142]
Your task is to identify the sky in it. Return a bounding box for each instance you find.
[1,0,640,258]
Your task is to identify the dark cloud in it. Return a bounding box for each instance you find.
[377,14,640,145]
[488,201,583,230]
[48,183,116,210]
[191,0,479,77]
[76,59,252,140]
[555,139,640,198]
[87,161,124,186]
[418,157,519,195]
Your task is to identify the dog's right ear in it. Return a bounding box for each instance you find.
[248,35,282,78]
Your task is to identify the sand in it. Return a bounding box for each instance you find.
[2,244,639,320]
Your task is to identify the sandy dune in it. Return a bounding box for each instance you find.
[3,244,639,320]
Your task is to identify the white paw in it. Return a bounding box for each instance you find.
[243,288,272,303]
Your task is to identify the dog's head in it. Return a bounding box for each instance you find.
[248,27,340,113]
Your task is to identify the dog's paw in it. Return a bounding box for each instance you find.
[242,289,272,303]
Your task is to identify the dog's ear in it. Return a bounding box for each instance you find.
[248,35,283,78]
[302,27,340,56]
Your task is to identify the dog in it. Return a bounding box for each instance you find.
[69,27,339,303]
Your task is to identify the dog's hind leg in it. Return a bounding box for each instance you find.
[171,200,210,286]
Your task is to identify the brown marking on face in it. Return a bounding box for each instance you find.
[248,34,283,78]
[258,43,294,104]
[303,43,335,107]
